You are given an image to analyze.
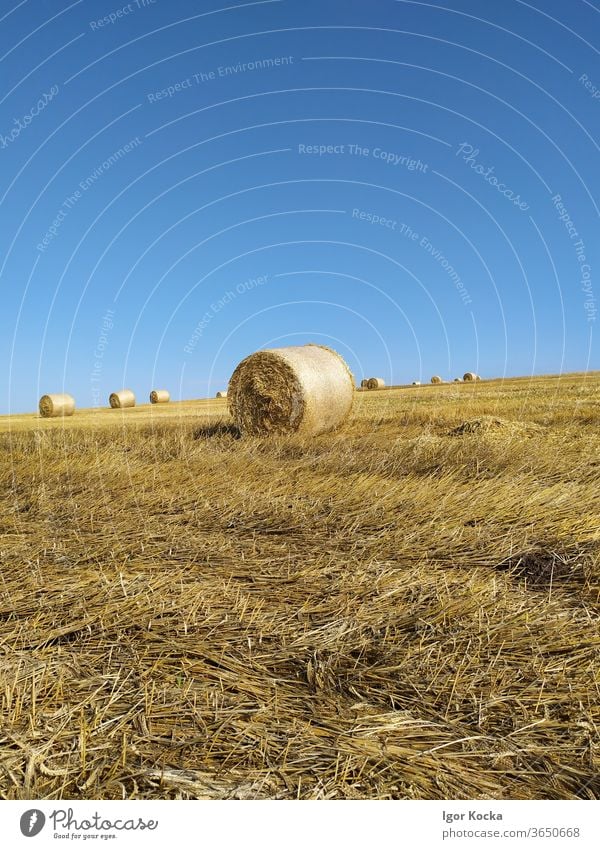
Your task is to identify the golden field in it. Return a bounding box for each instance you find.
[1,373,599,800]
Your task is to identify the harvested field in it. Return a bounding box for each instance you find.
[1,373,599,800]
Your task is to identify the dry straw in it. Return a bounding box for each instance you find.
[150,390,170,404]
[463,372,477,382]
[216,391,227,398]
[366,377,385,390]
[228,343,354,436]
[109,389,136,409]
[431,375,442,384]
[39,393,75,418]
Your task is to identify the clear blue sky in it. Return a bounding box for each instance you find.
[0,0,598,413]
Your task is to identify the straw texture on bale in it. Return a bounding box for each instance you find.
[216,391,227,398]
[109,389,136,409]
[463,372,477,382]
[150,389,170,404]
[39,393,75,418]
[228,344,354,436]
[431,375,442,384]
[366,377,385,390]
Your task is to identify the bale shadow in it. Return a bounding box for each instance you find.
[193,422,241,440]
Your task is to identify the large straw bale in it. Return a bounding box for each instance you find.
[39,393,75,418]
[463,372,477,382]
[150,389,170,404]
[228,344,354,436]
[109,389,136,409]
[431,375,442,384]
[366,377,385,390]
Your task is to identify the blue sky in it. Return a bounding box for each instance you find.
[0,0,598,413]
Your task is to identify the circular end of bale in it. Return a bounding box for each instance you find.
[463,372,477,382]
[366,377,385,390]
[431,375,442,384]
[228,344,354,436]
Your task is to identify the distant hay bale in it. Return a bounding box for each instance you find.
[431,375,442,384]
[412,381,421,386]
[463,372,477,382]
[366,377,385,390]
[360,379,369,388]
[150,389,170,404]
[454,378,462,382]
[39,393,75,418]
[216,391,227,398]
[476,375,482,382]
[109,389,135,409]
[228,344,354,436]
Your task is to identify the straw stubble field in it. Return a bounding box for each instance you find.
[1,374,599,800]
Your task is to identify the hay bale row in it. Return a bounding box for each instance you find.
[228,344,354,436]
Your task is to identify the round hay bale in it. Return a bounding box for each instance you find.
[431,375,442,384]
[463,372,477,382]
[228,344,354,436]
[39,393,75,418]
[412,381,421,386]
[216,391,227,398]
[454,378,462,382]
[360,379,369,388]
[475,374,482,382]
[150,389,170,404]
[109,389,136,409]
[366,377,385,390]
